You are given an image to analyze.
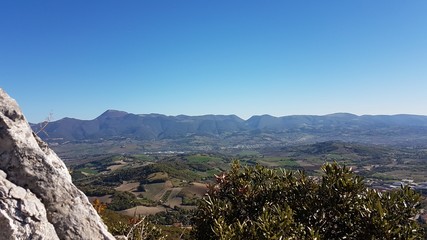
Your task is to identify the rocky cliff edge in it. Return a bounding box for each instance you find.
[0,88,114,240]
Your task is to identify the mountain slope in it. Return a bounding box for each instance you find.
[32,110,247,140]
[31,111,427,146]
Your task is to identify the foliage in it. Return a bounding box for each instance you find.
[153,161,201,182]
[92,199,166,240]
[112,216,166,240]
[77,184,116,196]
[135,194,158,207]
[192,161,424,239]
[176,188,199,206]
[148,207,194,226]
[160,190,172,203]
[70,170,88,180]
[97,160,201,185]
[158,225,192,240]
[108,191,140,211]
[180,195,198,206]
[93,198,107,214]
[101,165,156,184]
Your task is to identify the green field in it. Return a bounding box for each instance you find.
[65,141,427,233]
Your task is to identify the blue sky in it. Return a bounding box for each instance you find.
[1,1,426,123]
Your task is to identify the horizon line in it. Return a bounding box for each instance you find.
[28,109,427,123]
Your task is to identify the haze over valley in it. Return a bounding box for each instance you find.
[33,110,427,153]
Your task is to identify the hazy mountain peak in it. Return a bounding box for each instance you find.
[325,113,358,118]
[96,110,129,119]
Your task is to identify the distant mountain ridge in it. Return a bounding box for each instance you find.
[31,110,427,146]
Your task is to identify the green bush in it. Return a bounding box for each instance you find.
[192,161,424,239]
[78,185,115,196]
[108,191,139,211]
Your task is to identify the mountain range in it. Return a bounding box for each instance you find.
[31,110,427,147]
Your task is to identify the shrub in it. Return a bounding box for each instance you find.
[108,191,139,211]
[92,199,166,240]
[192,161,423,239]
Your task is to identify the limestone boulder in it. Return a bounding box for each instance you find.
[0,88,115,240]
[0,170,59,240]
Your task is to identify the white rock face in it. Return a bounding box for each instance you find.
[0,170,59,240]
[0,89,115,240]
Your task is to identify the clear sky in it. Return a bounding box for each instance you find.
[1,1,426,123]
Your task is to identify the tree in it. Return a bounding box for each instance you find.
[192,161,423,239]
[108,191,139,211]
